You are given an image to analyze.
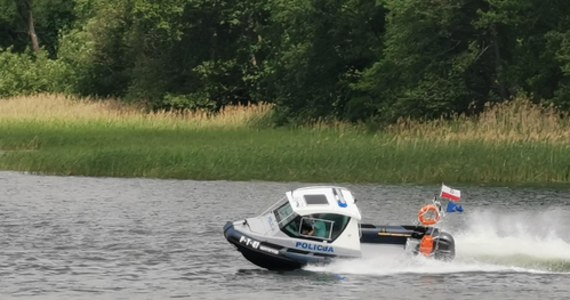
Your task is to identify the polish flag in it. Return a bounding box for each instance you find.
[440,184,461,202]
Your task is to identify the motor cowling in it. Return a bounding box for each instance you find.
[432,231,455,261]
[417,230,455,261]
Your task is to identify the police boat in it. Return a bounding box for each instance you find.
[223,186,456,270]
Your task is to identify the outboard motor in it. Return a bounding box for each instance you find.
[415,228,455,260]
[432,230,455,261]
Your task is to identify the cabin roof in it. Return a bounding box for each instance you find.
[286,186,362,220]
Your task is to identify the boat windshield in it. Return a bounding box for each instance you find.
[274,200,297,227]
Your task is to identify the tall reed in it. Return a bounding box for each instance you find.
[0,94,273,129]
[388,98,570,143]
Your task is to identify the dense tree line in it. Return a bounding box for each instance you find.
[1,0,570,124]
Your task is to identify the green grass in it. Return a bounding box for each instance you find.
[1,121,569,186]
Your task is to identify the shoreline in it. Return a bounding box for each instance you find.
[1,95,569,187]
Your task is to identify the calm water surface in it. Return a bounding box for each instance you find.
[0,172,569,299]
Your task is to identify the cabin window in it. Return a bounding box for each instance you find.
[280,213,351,242]
[299,217,334,239]
[274,201,296,227]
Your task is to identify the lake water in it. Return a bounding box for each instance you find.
[0,171,569,299]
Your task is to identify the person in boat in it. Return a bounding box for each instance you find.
[301,219,315,236]
[301,217,327,238]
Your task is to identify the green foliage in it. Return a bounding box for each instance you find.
[266,0,386,123]
[161,93,216,111]
[0,0,75,56]
[71,0,134,97]
[474,0,570,102]
[101,0,276,109]
[356,0,488,122]
[550,28,570,110]
[0,0,20,50]
[32,0,77,56]
[0,48,68,97]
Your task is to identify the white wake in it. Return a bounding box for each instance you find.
[306,208,570,275]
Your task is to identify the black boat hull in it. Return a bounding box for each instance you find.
[224,222,333,270]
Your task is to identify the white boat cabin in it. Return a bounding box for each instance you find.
[261,186,362,242]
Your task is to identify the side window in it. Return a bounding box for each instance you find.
[280,213,350,242]
[299,217,334,239]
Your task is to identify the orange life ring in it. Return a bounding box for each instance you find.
[418,204,441,226]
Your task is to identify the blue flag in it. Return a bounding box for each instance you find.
[446,201,464,213]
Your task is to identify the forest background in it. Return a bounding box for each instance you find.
[3,0,570,123]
